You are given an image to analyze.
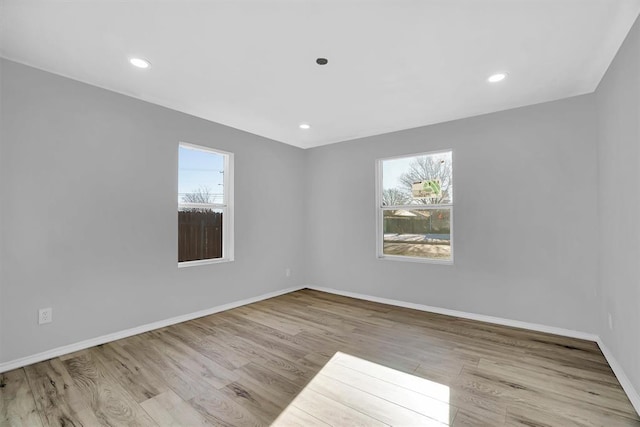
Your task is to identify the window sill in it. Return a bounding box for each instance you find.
[178,258,234,268]
[377,255,453,265]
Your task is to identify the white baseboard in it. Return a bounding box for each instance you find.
[307,285,640,416]
[596,337,640,415]
[307,285,598,341]
[0,285,305,374]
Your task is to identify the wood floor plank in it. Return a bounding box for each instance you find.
[454,366,639,427]
[453,409,506,427]
[307,373,446,426]
[271,404,331,427]
[252,302,359,337]
[188,388,265,427]
[3,289,637,426]
[220,380,285,422]
[218,311,328,355]
[196,337,253,371]
[447,383,509,425]
[146,329,239,388]
[481,351,624,388]
[62,351,158,426]
[120,335,217,402]
[140,390,214,426]
[293,289,394,314]
[0,369,43,427]
[320,358,456,424]
[90,343,169,403]
[210,332,314,384]
[505,404,590,427]
[165,327,251,370]
[235,363,301,402]
[332,351,450,404]
[213,319,309,363]
[478,357,637,417]
[230,305,306,336]
[288,387,389,427]
[24,358,103,427]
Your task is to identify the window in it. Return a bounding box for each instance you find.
[376,150,453,263]
[178,143,234,267]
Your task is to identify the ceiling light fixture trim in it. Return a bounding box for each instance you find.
[488,72,507,83]
[130,57,151,69]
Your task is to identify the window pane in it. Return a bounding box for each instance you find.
[178,208,223,262]
[382,151,452,205]
[383,209,451,260]
[178,145,225,204]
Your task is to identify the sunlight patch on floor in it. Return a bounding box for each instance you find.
[272,351,451,426]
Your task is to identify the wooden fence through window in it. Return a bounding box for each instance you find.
[383,210,451,235]
[178,210,223,262]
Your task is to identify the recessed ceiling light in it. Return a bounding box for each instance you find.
[316,58,328,65]
[299,123,311,130]
[488,73,507,83]
[130,57,151,69]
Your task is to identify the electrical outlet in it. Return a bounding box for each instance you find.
[39,308,52,325]
[608,313,613,330]
[285,268,291,277]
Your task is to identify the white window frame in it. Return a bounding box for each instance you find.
[178,142,234,268]
[375,149,453,265]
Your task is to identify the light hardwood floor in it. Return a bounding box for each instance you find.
[1,289,638,426]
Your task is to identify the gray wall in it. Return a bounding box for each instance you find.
[0,59,306,362]
[306,94,599,334]
[595,14,640,392]
[0,59,4,363]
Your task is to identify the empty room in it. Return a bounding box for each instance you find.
[1,1,640,426]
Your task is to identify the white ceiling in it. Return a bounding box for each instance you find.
[2,1,639,149]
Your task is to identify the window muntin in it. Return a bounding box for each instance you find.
[178,143,234,266]
[377,150,452,263]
